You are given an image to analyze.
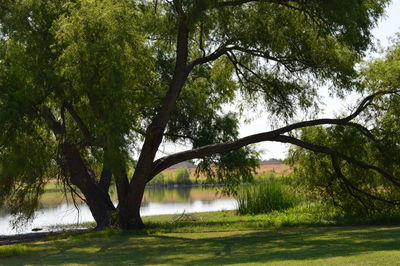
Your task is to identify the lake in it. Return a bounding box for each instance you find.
[0,187,236,236]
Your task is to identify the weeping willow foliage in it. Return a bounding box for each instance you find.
[288,38,400,215]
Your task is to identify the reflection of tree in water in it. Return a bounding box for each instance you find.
[144,188,166,202]
[143,187,194,203]
[177,188,191,202]
[200,200,214,204]
[141,187,224,203]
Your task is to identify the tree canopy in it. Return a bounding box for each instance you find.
[0,0,393,229]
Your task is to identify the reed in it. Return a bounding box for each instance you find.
[236,179,300,215]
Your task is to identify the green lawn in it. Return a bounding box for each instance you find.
[2,209,400,265]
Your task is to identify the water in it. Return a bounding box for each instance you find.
[0,187,236,236]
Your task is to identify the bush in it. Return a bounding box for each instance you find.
[236,179,300,215]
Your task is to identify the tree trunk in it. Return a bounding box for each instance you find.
[117,177,147,229]
[59,143,115,229]
[114,15,191,230]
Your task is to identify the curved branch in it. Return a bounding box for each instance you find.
[187,45,232,70]
[331,156,400,205]
[150,90,396,179]
[274,135,400,187]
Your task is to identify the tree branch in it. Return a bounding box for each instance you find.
[150,91,396,179]
[226,51,293,109]
[172,0,184,14]
[41,106,65,136]
[163,132,196,141]
[274,135,400,187]
[64,102,94,145]
[215,0,307,15]
[229,46,310,73]
[131,6,191,187]
[187,45,233,69]
[215,0,260,7]
[99,149,113,193]
[199,21,206,58]
[331,156,400,205]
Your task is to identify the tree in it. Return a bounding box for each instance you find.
[0,0,392,229]
[287,37,400,216]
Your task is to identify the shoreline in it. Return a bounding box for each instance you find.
[0,228,89,246]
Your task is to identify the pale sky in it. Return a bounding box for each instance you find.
[157,1,400,160]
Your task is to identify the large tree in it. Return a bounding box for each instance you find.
[0,0,392,229]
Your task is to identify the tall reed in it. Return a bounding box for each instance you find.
[236,179,299,215]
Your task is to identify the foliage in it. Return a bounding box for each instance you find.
[287,38,400,216]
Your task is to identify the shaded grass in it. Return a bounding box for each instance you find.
[142,202,332,234]
[0,245,27,258]
[2,224,400,265]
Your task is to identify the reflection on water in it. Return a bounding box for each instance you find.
[0,187,236,236]
[143,187,226,203]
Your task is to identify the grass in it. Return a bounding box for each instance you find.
[2,207,400,265]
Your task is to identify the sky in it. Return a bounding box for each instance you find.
[158,1,400,160]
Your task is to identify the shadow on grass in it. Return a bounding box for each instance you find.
[2,225,400,265]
